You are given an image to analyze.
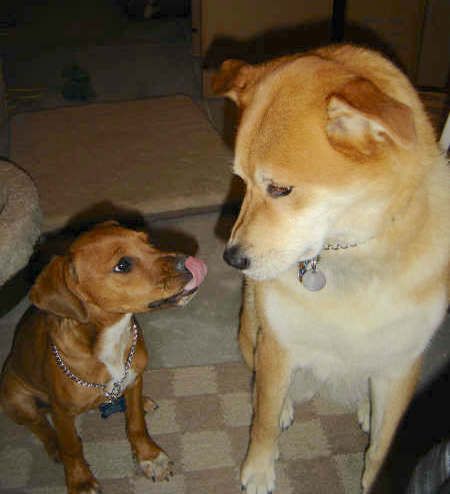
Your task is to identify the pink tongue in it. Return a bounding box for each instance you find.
[184,256,207,291]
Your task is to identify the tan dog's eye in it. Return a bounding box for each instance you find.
[267,183,293,198]
[113,257,133,273]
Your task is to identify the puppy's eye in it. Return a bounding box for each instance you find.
[267,183,293,198]
[114,257,133,273]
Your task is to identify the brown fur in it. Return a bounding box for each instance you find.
[0,222,199,493]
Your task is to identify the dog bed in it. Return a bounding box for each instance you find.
[0,160,41,285]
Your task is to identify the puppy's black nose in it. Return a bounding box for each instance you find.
[223,245,250,270]
[173,255,189,273]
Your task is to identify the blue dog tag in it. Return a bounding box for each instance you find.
[99,396,127,418]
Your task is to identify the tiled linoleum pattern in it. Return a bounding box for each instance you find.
[0,362,367,494]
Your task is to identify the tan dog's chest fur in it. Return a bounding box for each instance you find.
[259,253,445,403]
[214,45,449,493]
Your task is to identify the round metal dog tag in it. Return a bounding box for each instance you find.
[302,269,326,291]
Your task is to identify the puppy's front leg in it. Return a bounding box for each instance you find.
[51,405,100,494]
[125,375,171,482]
[362,355,422,493]
[241,329,292,494]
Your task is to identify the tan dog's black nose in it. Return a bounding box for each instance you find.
[223,245,250,270]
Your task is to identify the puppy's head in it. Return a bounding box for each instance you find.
[214,45,426,280]
[30,222,207,321]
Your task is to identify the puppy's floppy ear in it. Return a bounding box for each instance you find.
[327,77,416,155]
[30,256,88,322]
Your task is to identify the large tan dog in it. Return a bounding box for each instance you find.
[213,45,449,493]
[0,221,207,493]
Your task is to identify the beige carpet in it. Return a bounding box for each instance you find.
[9,92,447,234]
[0,362,368,494]
[10,96,238,232]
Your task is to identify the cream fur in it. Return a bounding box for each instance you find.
[97,313,138,395]
[215,44,449,494]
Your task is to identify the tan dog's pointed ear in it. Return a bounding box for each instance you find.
[212,59,252,107]
[30,256,88,322]
[327,77,416,155]
[96,220,120,229]
[212,55,301,109]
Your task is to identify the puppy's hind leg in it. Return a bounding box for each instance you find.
[0,373,59,462]
[239,279,259,370]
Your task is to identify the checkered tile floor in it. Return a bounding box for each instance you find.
[0,362,367,493]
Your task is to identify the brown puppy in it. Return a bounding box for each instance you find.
[214,45,449,493]
[0,221,207,494]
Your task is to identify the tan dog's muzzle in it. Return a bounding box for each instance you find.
[223,244,250,271]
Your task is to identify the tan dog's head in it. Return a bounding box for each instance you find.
[30,222,207,322]
[214,45,433,280]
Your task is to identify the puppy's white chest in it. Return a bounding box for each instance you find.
[98,315,137,394]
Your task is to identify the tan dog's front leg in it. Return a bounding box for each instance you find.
[125,375,171,482]
[51,406,100,494]
[241,330,292,494]
[239,280,260,370]
[362,356,422,493]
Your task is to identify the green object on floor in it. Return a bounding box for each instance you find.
[61,65,95,101]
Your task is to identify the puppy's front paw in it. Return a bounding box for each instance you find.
[241,454,276,494]
[142,395,159,414]
[139,451,173,482]
[69,478,101,494]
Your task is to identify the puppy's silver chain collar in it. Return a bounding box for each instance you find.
[51,319,138,402]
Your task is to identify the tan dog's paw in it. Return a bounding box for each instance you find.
[361,445,383,493]
[357,397,370,434]
[241,454,276,494]
[139,451,172,482]
[361,467,374,494]
[274,444,280,462]
[280,397,294,431]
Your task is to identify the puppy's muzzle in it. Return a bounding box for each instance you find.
[223,245,250,270]
[173,255,190,274]
[148,255,207,309]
